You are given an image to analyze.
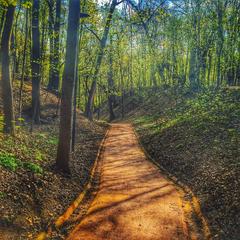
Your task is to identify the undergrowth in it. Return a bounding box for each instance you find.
[0,115,56,175]
[0,152,43,174]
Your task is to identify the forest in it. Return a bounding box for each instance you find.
[0,0,239,239]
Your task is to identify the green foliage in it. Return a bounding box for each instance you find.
[0,191,5,199]
[17,117,25,122]
[35,150,43,161]
[22,162,43,174]
[0,152,19,171]
[48,137,58,145]
[0,152,43,174]
[37,133,46,138]
[22,0,32,8]
[0,0,17,6]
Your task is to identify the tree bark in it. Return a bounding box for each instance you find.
[48,0,61,91]
[0,9,6,37]
[188,11,200,91]
[216,0,224,88]
[19,9,29,117]
[31,0,41,124]
[0,5,15,135]
[48,13,54,90]
[108,38,115,122]
[52,0,61,91]
[56,0,80,173]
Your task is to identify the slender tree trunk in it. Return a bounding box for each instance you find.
[0,9,5,37]
[216,0,224,88]
[84,0,117,120]
[189,47,197,89]
[129,20,134,95]
[19,9,29,117]
[189,12,199,90]
[72,28,82,152]
[40,9,46,83]
[0,5,15,134]
[119,62,124,119]
[72,64,78,152]
[52,0,61,91]
[56,0,80,173]
[108,38,115,122]
[31,0,41,124]
[48,0,61,91]
[207,50,212,86]
[48,13,54,90]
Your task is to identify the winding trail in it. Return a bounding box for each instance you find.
[67,123,197,240]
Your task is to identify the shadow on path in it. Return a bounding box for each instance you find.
[67,124,191,240]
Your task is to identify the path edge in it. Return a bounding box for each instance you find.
[35,126,110,240]
[132,124,212,240]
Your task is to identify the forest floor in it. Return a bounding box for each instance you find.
[104,87,239,240]
[62,123,209,240]
[0,83,108,240]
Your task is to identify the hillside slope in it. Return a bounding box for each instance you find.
[0,83,108,239]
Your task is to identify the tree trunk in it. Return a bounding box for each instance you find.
[108,38,115,122]
[84,0,117,120]
[48,15,54,90]
[52,0,61,91]
[0,5,15,135]
[31,0,41,124]
[72,28,82,152]
[188,12,199,91]
[0,9,6,37]
[48,0,61,91]
[216,0,224,88]
[56,0,80,173]
[19,9,29,117]
[189,47,197,89]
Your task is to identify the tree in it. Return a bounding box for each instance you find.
[52,0,62,91]
[18,8,29,117]
[84,0,120,120]
[31,0,41,123]
[0,4,15,135]
[47,0,62,91]
[108,36,115,121]
[56,0,80,173]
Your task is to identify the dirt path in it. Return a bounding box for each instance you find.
[67,123,198,240]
